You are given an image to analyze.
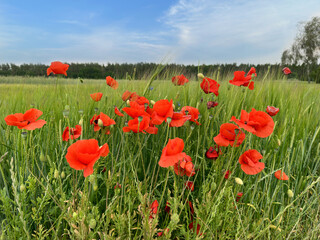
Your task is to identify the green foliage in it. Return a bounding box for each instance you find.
[0,73,320,239]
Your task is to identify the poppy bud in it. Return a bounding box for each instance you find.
[197,73,205,79]
[235,177,243,185]
[20,184,26,192]
[79,118,83,125]
[166,117,172,124]
[277,139,281,146]
[40,152,46,162]
[89,175,95,183]
[89,219,96,229]
[61,171,66,179]
[150,100,156,105]
[126,100,130,106]
[98,119,104,128]
[287,189,294,198]
[54,169,59,179]
[93,184,98,191]
[138,116,143,123]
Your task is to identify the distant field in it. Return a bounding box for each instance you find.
[0,75,320,239]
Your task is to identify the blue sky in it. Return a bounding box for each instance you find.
[0,0,319,64]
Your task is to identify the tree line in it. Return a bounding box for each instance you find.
[0,62,317,82]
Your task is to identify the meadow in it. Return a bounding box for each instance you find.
[0,70,320,239]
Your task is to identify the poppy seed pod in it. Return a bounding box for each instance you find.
[287,189,294,198]
[235,177,243,185]
[98,119,104,128]
[166,117,172,124]
[20,184,26,192]
[198,73,205,78]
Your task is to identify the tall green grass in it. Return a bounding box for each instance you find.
[0,72,319,239]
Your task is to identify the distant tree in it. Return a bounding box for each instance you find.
[281,17,320,82]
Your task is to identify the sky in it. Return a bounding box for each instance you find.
[0,0,319,65]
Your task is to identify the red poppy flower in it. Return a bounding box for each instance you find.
[170,112,191,127]
[207,101,219,109]
[172,74,189,86]
[239,149,264,175]
[134,96,149,106]
[90,112,116,133]
[159,138,187,167]
[236,192,243,202]
[122,90,139,102]
[149,200,158,219]
[47,61,69,76]
[123,101,150,119]
[123,116,158,134]
[65,139,109,177]
[114,106,124,117]
[274,170,289,180]
[106,76,119,89]
[185,181,194,191]
[214,123,245,147]
[151,99,174,125]
[189,222,202,236]
[62,125,82,141]
[181,106,200,125]
[5,108,46,130]
[266,106,279,116]
[231,108,274,138]
[282,67,291,75]
[229,68,256,90]
[200,77,220,96]
[205,146,222,160]
[174,155,195,177]
[114,183,122,189]
[157,228,169,237]
[90,92,103,102]
[224,170,231,179]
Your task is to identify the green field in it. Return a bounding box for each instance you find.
[0,74,320,239]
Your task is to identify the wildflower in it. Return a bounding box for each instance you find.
[185,181,194,191]
[197,73,205,78]
[90,92,103,102]
[5,108,46,130]
[236,192,243,202]
[123,101,150,118]
[62,125,82,141]
[274,170,289,180]
[229,67,256,90]
[47,61,69,76]
[65,139,109,177]
[239,149,264,175]
[172,74,189,86]
[90,112,116,133]
[287,189,294,198]
[205,146,222,160]
[106,76,119,89]
[200,77,220,96]
[159,138,187,168]
[181,106,200,125]
[174,155,195,177]
[169,112,191,127]
[151,99,174,125]
[224,170,231,179]
[150,200,159,219]
[214,123,245,147]
[207,101,219,109]
[114,106,124,117]
[123,116,158,134]
[282,67,292,75]
[231,108,274,138]
[122,90,139,102]
[266,106,279,116]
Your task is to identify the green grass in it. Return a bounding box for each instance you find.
[0,74,320,239]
